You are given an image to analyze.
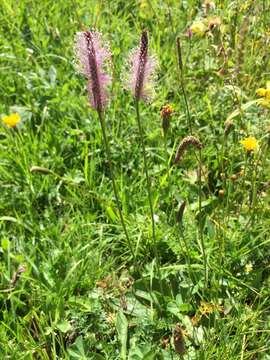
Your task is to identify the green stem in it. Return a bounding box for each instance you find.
[238,153,248,219]
[135,101,160,268]
[98,111,135,261]
[176,37,192,134]
[249,142,268,225]
[198,149,207,288]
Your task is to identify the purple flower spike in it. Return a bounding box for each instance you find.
[75,30,111,112]
[129,31,157,102]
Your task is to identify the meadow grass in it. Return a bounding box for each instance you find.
[1,0,270,358]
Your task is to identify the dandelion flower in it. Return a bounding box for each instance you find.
[256,82,270,104]
[256,88,267,97]
[189,21,207,37]
[257,98,270,108]
[240,136,258,152]
[127,31,157,102]
[74,30,111,112]
[2,113,21,128]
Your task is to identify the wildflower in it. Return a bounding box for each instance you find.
[240,136,258,152]
[128,31,157,102]
[2,113,21,128]
[245,263,253,274]
[161,104,173,119]
[258,98,270,108]
[189,21,207,37]
[192,301,223,325]
[74,30,111,112]
[174,136,203,164]
[256,83,270,108]
[256,88,267,97]
[161,104,173,135]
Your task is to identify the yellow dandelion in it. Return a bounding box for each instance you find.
[265,89,270,99]
[190,21,207,36]
[256,82,270,101]
[256,88,266,97]
[257,98,270,108]
[2,113,21,128]
[240,137,258,152]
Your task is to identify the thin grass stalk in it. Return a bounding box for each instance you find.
[135,101,159,265]
[176,37,192,133]
[98,111,135,261]
[177,218,193,298]
[247,141,268,227]
[198,148,207,288]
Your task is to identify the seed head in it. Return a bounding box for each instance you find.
[128,31,157,102]
[174,136,203,164]
[74,30,111,112]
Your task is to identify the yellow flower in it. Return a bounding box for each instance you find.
[256,82,270,100]
[2,113,21,128]
[190,21,207,36]
[257,98,270,108]
[265,89,270,99]
[240,137,258,152]
[245,263,253,274]
[256,88,266,97]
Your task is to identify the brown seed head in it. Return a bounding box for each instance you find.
[174,136,203,164]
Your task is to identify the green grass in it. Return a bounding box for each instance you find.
[1,0,270,358]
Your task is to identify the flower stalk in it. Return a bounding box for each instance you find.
[75,29,135,260]
[129,31,160,267]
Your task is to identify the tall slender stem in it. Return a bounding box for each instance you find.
[98,111,135,260]
[135,101,160,267]
[198,149,207,288]
[176,37,192,134]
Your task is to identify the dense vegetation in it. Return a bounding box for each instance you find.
[1,0,270,358]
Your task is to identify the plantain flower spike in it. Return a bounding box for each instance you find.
[128,31,157,102]
[74,30,111,112]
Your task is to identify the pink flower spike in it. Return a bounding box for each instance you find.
[74,30,111,112]
[129,31,157,102]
